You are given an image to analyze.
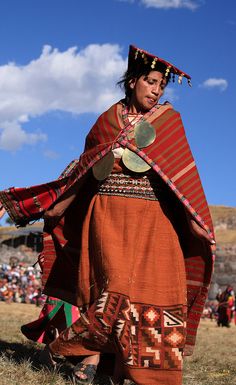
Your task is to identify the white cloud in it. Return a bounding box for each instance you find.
[200,78,228,92]
[0,120,47,151]
[43,149,60,160]
[0,43,183,152]
[0,44,126,151]
[140,0,202,10]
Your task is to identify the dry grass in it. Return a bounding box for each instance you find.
[0,303,236,385]
[183,319,236,385]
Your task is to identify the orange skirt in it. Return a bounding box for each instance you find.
[50,188,187,385]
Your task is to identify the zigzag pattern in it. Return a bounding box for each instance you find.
[163,308,184,327]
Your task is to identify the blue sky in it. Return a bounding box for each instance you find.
[0,0,235,214]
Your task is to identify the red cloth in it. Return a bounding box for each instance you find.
[0,101,215,349]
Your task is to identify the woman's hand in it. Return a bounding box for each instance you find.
[44,203,65,219]
[43,176,87,231]
[43,203,65,231]
[0,202,6,219]
[189,217,215,244]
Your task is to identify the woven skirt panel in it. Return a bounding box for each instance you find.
[50,191,187,385]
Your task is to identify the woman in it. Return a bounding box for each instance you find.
[0,45,215,385]
[216,285,235,327]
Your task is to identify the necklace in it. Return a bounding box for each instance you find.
[120,101,158,173]
[121,100,159,128]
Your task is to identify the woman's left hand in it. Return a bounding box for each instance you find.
[189,218,215,244]
[0,204,6,219]
[43,205,64,231]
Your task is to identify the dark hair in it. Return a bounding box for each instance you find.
[117,62,171,100]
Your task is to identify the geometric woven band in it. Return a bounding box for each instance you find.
[98,172,159,201]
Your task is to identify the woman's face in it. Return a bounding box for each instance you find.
[129,70,167,113]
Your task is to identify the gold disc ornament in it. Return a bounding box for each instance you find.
[134,121,156,148]
[92,151,115,180]
[122,148,151,173]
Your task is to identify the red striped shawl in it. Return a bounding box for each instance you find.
[0,101,215,349]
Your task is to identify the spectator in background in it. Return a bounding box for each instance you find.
[0,262,43,305]
[216,285,235,327]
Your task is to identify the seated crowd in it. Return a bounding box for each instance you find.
[0,262,45,305]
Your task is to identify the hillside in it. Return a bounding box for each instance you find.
[209,205,236,244]
[208,205,236,297]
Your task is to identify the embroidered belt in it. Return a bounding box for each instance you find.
[97,173,159,201]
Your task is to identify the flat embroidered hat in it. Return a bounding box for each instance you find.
[128,45,192,85]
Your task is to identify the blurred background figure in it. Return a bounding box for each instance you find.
[216,285,235,327]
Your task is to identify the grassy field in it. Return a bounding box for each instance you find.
[0,303,236,385]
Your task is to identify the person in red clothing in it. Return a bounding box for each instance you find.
[0,45,215,385]
[216,285,235,327]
